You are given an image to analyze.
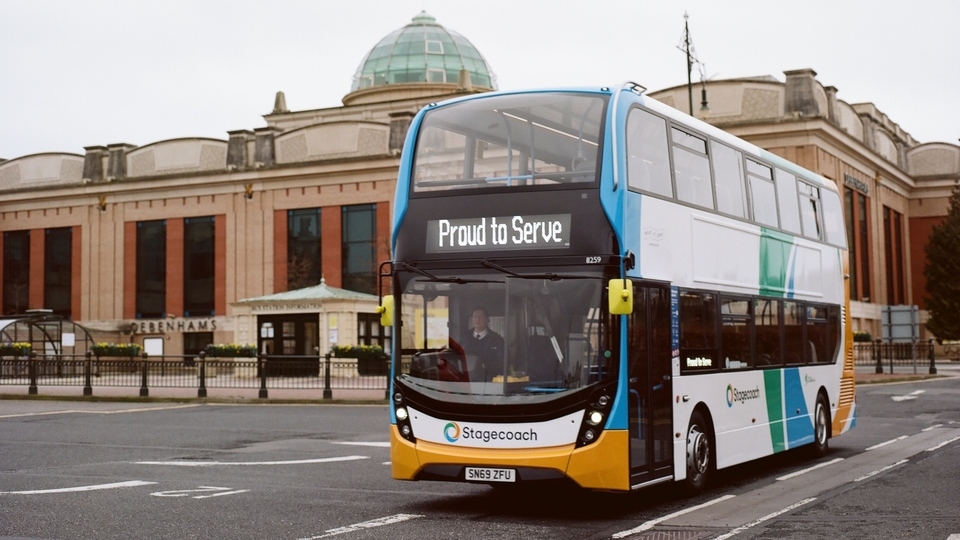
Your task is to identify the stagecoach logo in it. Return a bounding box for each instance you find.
[425,214,571,253]
[444,422,461,442]
[726,384,761,407]
[442,421,539,444]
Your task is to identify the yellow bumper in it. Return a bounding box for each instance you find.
[390,425,629,491]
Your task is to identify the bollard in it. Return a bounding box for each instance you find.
[874,339,883,374]
[888,341,894,375]
[28,350,37,395]
[929,338,938,375]
[197,351,207,398]
[83,351,93,396]
[140,352,149,397]
[258,353,268,399]
[323,352,332,400]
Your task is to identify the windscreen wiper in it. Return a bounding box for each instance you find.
[480,260,591,281]
[400,262,499,284]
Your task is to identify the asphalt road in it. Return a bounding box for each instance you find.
[1,375,959,540]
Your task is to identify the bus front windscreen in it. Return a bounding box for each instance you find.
[412,92,608,193]
[396,269,618,405]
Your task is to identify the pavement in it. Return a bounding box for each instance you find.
[1,362,957,403]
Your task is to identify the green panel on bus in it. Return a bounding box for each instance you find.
[759,228,794,298]
[763,369,786,453]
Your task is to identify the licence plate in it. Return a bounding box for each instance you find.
[464,467,515,483]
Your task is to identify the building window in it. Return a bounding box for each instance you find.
[136,220,166,319]
[844,188,871,301]
[44,227,72,318]
[2,230,30,315]
[342,204,377,295]
[358,312,391,351]
[883,206,906,305]
[288,208,321,290]
[184,216,215,317]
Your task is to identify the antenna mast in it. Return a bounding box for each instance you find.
[683,13,693,115]
[678,13,710,116]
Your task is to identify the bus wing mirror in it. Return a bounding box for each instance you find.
[608,280,633,315]
[378,295,395,327]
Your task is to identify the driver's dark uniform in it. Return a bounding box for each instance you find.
[462,330,504,379]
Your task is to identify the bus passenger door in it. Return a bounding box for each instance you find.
[628,284,674,485]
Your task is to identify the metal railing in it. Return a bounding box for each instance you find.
[0,351,390,399]
[853,339,939,375]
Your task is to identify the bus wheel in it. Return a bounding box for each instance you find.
[684,410,712,493]
[810,394,830,458]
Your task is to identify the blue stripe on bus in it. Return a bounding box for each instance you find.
[783,368,814,448]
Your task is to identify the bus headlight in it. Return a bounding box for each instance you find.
[586,411,604,426]
[583,429,596,442]
[401,424,412,437]
[395,407,408,421]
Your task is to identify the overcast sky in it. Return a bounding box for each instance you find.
[2,0,958,159]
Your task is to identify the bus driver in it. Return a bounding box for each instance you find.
[462,307,504,379]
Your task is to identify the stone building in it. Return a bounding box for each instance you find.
[0,12,495,356]
[649,69,959,337]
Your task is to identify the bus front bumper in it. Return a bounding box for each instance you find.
[390,425,629,491]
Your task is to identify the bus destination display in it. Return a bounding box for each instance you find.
[425,214,571,253]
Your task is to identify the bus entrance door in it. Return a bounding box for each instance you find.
[627,284,674,485]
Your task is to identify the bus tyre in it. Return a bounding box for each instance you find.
[810,394,830,458]
[684,410,712,493]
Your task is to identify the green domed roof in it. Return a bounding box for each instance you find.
[351,12,497,92]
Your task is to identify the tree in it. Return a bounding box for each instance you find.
[924,184,960,340]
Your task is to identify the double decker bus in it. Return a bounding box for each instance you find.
[379,83,856,492]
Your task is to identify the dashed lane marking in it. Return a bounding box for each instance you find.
[298,513,423,539]
[865,435,908,451]
[776,457,844,481]
[330,441,391,448]
[927,435,960,452]
[855,459,909,482]
[0,404,203,419]
[611,495,736,538]
[136,456,369,466]
[711,498,816,540]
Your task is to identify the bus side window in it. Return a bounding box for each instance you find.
[672,128,714,210]
[754,298,782,366]
[783,300,804,364]
[711,141,746,218]
[679,291,718,371]
[626,108,673,198]
[720,296,752,369]
[747,160,779,228]
[774,168,802,234]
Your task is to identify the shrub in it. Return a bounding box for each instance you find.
[853,331,873,343]
[92,342,143,357]
[204,344,257,357]
[0,342,32,356]
[331,345,384,361]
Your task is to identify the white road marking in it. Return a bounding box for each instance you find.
[299,513,423,539]
[927,435,960,452]
[152,486,249,498]
[0,404,202,419]
[891,390,925,402]
[946,534,960,539]
[711,498,816,540]
[382,461,391,465]
[922,424,944,432]
[136,455,368,467]
[865,435,908,451]
[611,494,735,538]
[0,480,157,495]
[776,457,844,481]
[855,459,909,482]
[331,441,391,448]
